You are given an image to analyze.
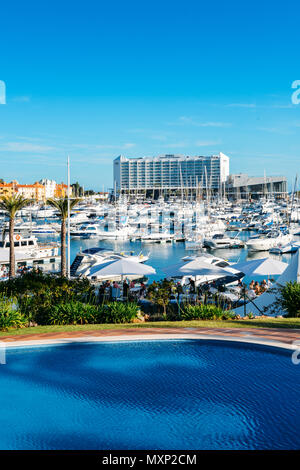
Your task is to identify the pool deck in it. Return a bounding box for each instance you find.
[1,327,300,351]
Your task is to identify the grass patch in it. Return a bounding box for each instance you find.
[0,317,300,337]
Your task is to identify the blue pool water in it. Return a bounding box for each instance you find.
[0,340,299,450]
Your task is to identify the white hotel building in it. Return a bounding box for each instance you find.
[113,152,230,196]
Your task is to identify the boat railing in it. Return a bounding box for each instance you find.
[37,242,59,249]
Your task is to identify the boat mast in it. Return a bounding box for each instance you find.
[67,155,71,279]
[289,174,298,227]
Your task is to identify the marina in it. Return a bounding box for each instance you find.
[2,196,300,291]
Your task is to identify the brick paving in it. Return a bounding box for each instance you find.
[1,326,300,345]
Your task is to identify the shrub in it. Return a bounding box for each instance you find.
[0,271,97,325]
[0,271,94,300]
[181,304,236,321]
[48,301,100,325]
[0,297,27,330]
[276,282,300,317]
[47,301,139,325]
[97,302,139,324]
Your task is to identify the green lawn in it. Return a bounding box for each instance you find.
[1,317,300,337]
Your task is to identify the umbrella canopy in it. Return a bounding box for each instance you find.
[231,258,288,277]
[234,251,300,317]
[162,258,242,283]
[89,258,156,278]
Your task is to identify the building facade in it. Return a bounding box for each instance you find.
[0,182,15,197]
[54,183,70,198]
[0,181,45,201]
[226,174,287,199]
[39,179,57,199]
[16,182,46,201]
[0,180,71,201]
[113,153,229,194]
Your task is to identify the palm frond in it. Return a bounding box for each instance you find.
[0,195,32,217]
[47,197,80,219]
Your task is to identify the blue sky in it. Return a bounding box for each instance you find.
[0,0,300,190]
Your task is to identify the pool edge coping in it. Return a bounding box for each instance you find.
[1,333,299,351]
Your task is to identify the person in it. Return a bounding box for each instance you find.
[129,280,135,289]
[189,278,195,293]
[176,282,183,295]
[247,285,256,299]
[260,279,268,292]
[98,284,105,304]
[123,280,129,299]
[249,280,255,290]
[139,281,146,298]
[254,281,261,295]
[112,281,120,300]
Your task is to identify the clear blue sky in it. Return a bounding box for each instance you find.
[0,0,300,190]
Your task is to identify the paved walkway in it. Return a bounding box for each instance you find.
[1,327,300,350]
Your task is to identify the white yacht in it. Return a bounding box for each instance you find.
[203,233,244,249]
[70,247,150,277]
[140,231,173,244]
[246,231,293,252]
[70,224,103,238]
[0,234,60,268]
[96,226,134,240]
[31,224,59,235]
[33,207,58,219]
[69,212,91,225]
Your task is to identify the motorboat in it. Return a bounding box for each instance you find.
[31,224,59,235]
[70,247,150,277]
[0,234,60,268]
[269,241,300,254]
[203,233,244,249]
[70,224,103,238]
[140,232,173,244]
[246,231,293,252]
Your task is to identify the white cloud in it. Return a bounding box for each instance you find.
[226,103,256,108]
[70,142,136,150]
[257,127,293,135]
[0,142,54,152]
[161,142,187,149]
[226,102,293,109]
[170,116,232,127]
[12,96,31,103]
[195,140,221,147]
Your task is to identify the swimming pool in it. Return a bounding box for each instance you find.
[0,340,299,450]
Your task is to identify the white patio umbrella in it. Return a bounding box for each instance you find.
[89,258,156,280]
[231,258,288,277]
[162,258,242,284]
[234,251,300,317]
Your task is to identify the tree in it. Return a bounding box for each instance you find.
[47,197,80,277]
[84,189,96,196]
[0,194,32,278]
[147,279,174,318]
[71,181,83,197]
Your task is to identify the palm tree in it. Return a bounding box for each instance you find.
[0,194,32,278]
[47,197,79,277]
